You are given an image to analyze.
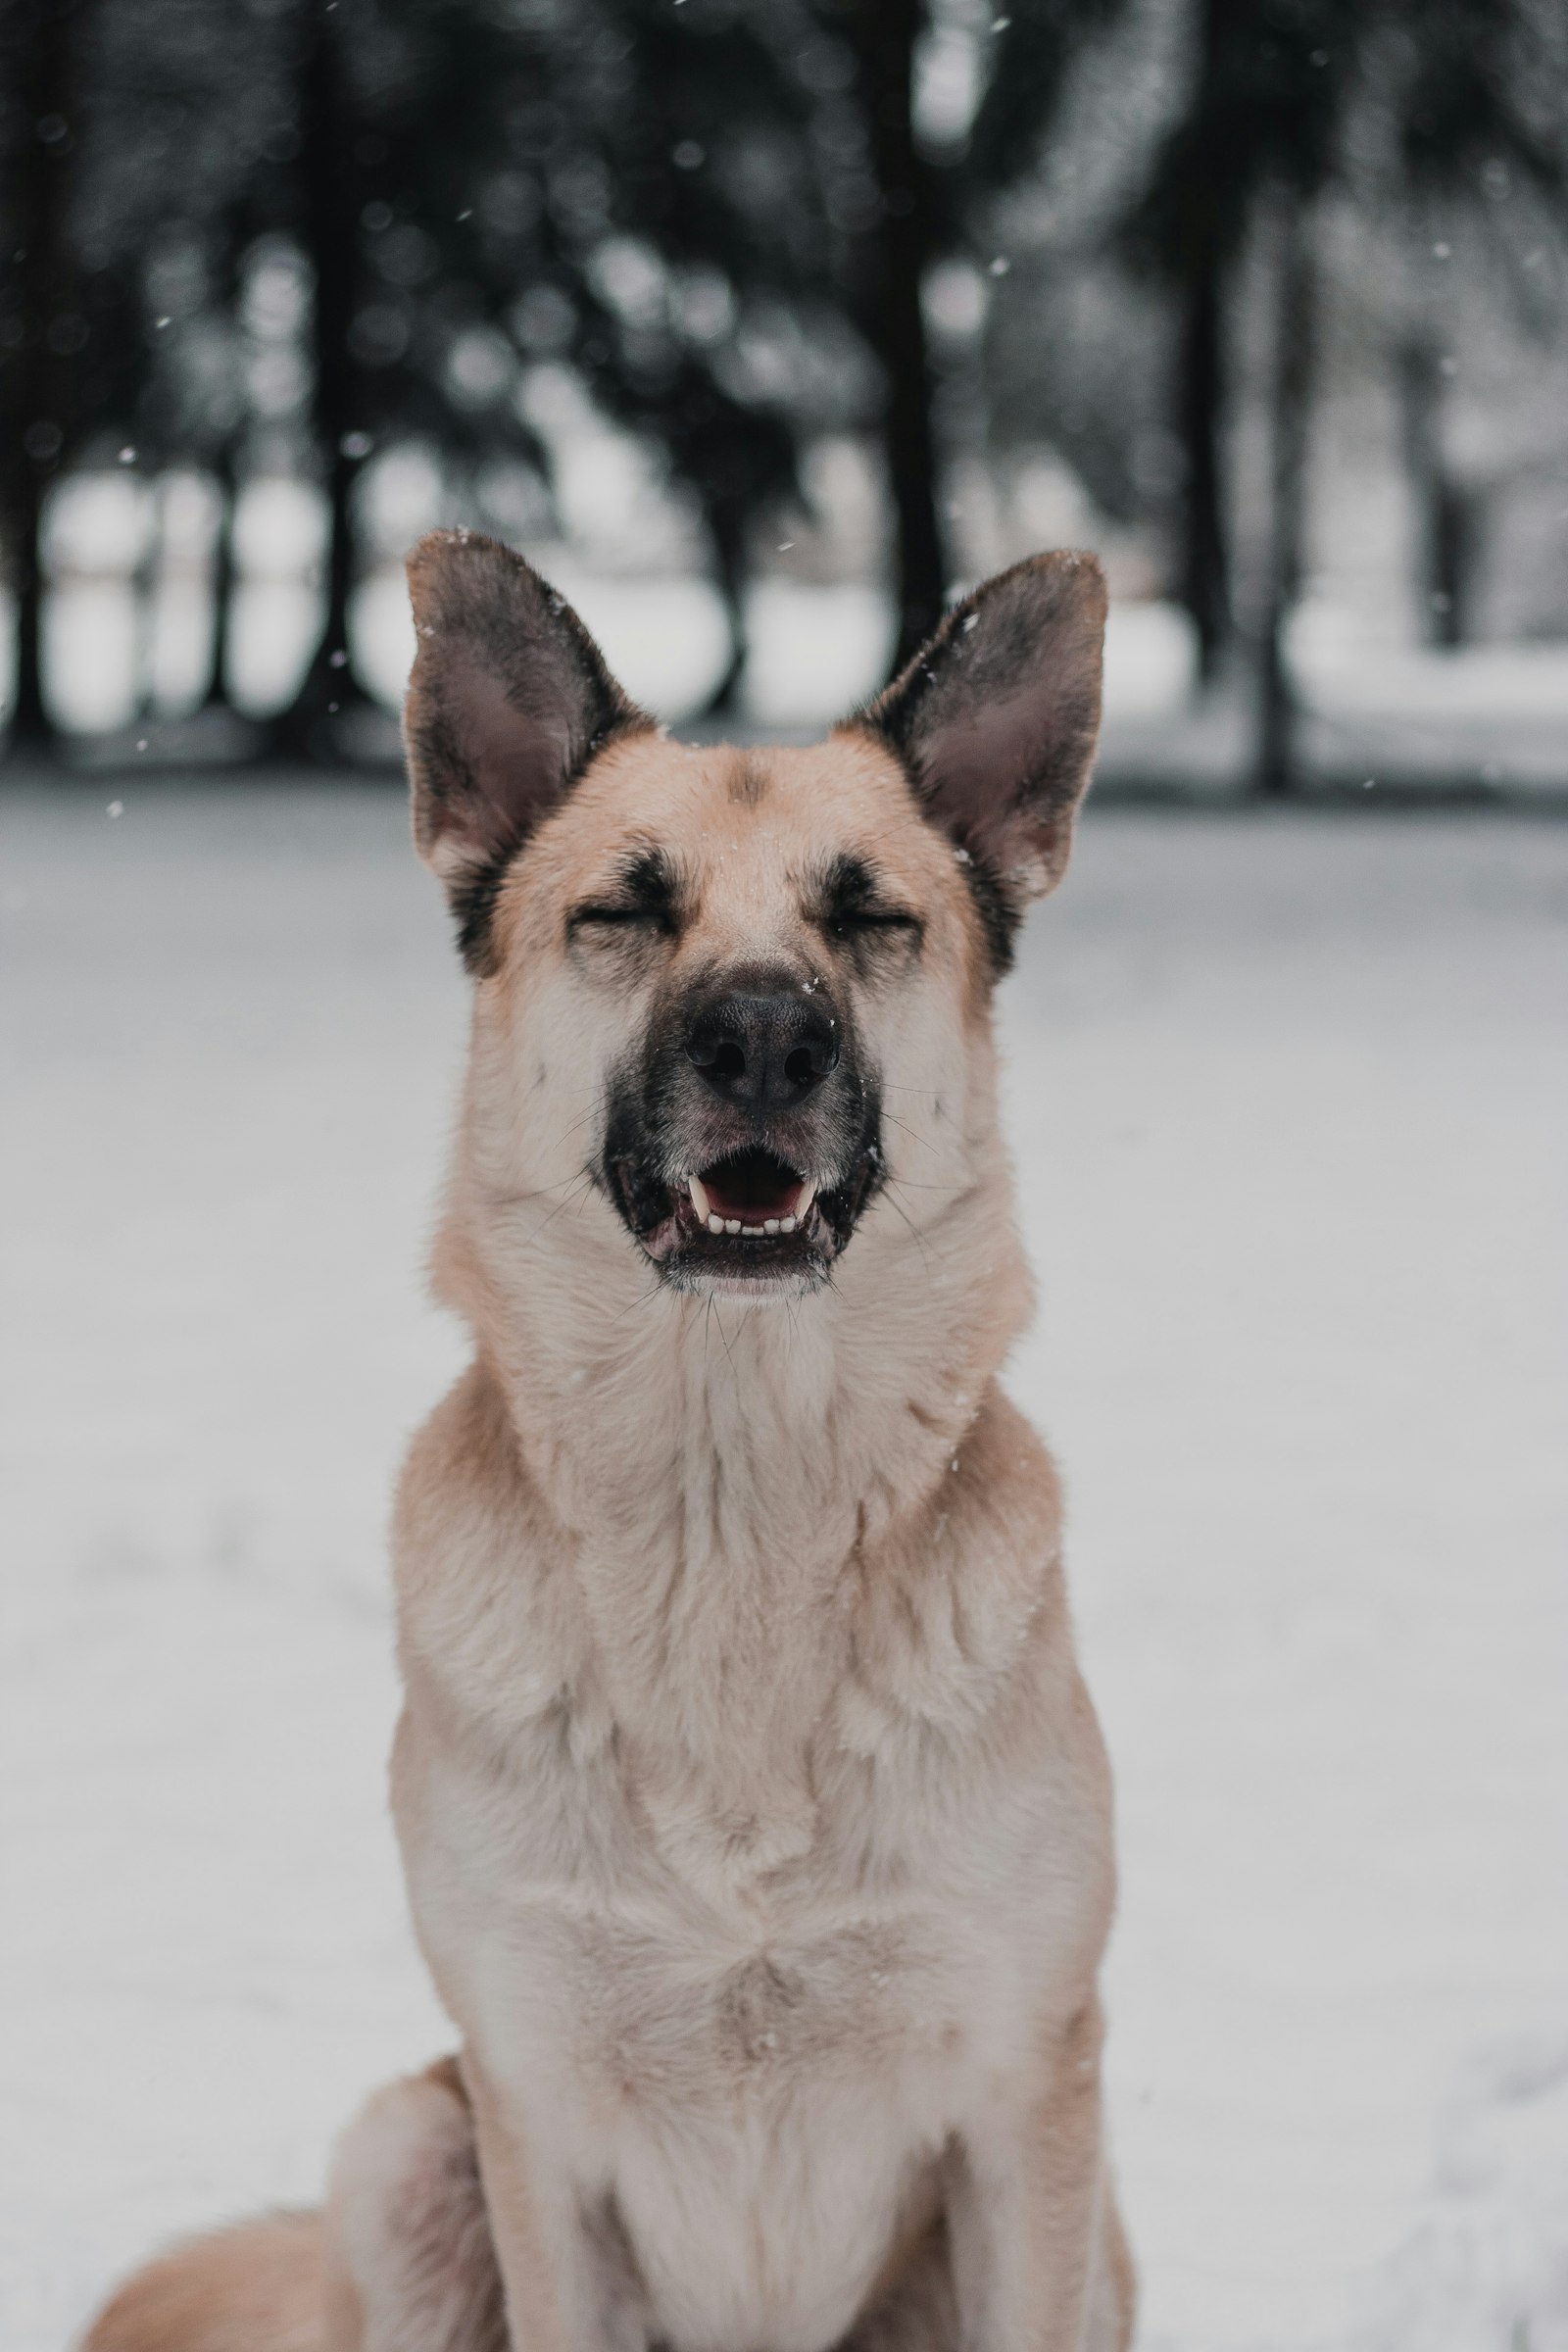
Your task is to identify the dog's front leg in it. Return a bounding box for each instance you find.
[945,2001,1130,2352]
[462,2054,612,2352]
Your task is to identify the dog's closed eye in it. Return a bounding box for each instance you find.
[570,903,674,934]
[568,849,681,942]
[816,855,922,952]
[825,904,921,941]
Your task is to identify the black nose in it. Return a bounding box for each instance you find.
[685,989,840,1113]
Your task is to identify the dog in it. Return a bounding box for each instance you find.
[84,531,1133,2352]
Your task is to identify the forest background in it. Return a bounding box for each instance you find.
[5,0,1568,792]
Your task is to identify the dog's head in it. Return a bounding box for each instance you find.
[404,531,1104,1303]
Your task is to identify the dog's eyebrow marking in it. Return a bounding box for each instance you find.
[821,853,879,911]
[727,753,768,808]
[620,847,678,909]
[567,845,684,935]
[812,853,922,935]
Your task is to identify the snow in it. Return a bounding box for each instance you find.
[2,785,1566,2352]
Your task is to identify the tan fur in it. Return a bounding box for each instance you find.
[82,2211,326,2352]
[81,546,1133,2352]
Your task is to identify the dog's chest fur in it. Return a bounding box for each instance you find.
[390,1348,1108,2352]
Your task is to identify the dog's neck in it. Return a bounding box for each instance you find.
[439,1147,1028,1572]
[450,1185,1026,1518]
[428,1035,1032,1879]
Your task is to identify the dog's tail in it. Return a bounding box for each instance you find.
[80,2208,331,2352]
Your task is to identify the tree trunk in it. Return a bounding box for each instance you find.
[132,475,164,718]
[202,457,238,710]
[1165,0,1241,687]
[10,498,50,751]
[1256,199,1316,798]
[1178,256,1230,681]
[699,505,750,718]
[1397,334,1475,649]
[266,0,369,762]
[202,201,252,720]
[1,0,80,760]
[848,0,949,675]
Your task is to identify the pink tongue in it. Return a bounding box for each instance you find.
[707,1177,802,1223]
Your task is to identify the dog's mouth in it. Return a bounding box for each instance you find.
[685,1148,815,1238]
[606,1142,883,1290]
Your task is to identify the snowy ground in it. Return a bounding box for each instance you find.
[2,782,1566,2352]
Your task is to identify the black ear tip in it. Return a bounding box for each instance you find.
[405,528,538,617]
[936,549,1107,663]
[1009,547,1108,625]
[407,524,516,567]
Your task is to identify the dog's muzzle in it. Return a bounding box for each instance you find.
[600,980,884,1292]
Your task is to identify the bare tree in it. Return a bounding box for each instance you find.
[0,0,84,757]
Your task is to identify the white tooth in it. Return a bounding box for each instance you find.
[780,1215,796,1235]
[763,1218,780,1235]
[707,1213,724,1235]
[687,1174,710,1220]
[797,1181,817,1217]
[724,1218,742,1235]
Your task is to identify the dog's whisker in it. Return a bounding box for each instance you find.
[709,1298,738,1377]
[523,1171,598,1237]
[873,1177,969,1193]
[881,1183,937,1284]
[494,1171,599,1205]
[604,1277,665,1326]
[878,1111,939,1152]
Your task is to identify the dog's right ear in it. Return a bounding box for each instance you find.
[403,530,650,972]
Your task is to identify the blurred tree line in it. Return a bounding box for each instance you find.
[2,0,1565,783]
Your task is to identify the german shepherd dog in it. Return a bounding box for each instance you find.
[85,533,1133,2352]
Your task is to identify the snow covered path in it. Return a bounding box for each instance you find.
[3,784,1566,2352]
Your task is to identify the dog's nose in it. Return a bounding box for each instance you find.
[685,990,840,1113]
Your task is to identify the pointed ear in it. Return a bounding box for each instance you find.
[853,550,1106,959]
[402,530,651,971]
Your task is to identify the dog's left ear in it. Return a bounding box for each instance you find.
[854,550,1106,920]
[403,530,650,969]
